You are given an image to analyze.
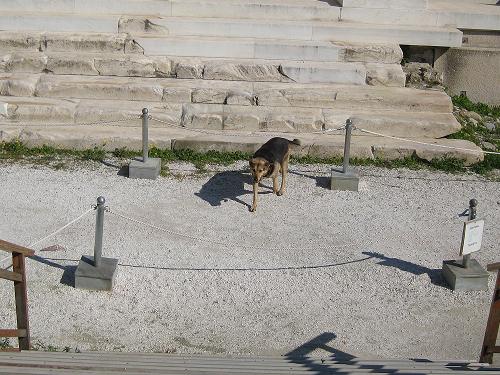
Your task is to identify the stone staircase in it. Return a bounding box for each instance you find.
[0,0,486,163]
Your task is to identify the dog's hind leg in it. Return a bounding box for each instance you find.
[250,182,258,212]
[278,151,290,196]
[272,176,279,194]
[272,162,281,194]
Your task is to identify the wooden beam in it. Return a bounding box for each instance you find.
[12,253,30,351]
[0,240,34,256]
[487,262,500,272]
[480,270,500,363]
[0,347,20,352]
[0,268,23,282]
[0,329,27,338]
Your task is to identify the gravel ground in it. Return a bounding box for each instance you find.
[0,160,499,360]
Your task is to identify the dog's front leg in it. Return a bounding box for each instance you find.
[250,182,258,212]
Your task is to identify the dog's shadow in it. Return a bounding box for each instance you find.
[195,171,273,209]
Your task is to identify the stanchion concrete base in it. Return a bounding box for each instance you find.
[330,168,359,191]
[129,157,161,180]
[75,255,119,291]
[442,259,489,291]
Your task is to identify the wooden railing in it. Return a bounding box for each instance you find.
[0,239,34,351]
[480,262,500,364]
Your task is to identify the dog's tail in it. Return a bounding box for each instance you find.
[289,138,302,146]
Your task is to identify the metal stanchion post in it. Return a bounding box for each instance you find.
[330,118,359,191]
[128,108,161,180]
[463,198,477,269]
[342,119,353,174]
[75,196,119,291]
[93,196,105,268]
[142,108,149,163]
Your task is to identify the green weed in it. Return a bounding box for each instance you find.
[452,95,500,118]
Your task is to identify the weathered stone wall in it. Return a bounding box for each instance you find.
[434,47,500,106]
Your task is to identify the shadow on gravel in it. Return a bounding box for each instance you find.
[30,255,77,288]
[285,332,359,374]
[285,332,453,374]
[362,251,448,288]
[286,332,353,358]
[288,170,330,189]
[101,160,128,177]
[32,255,375,272]
[195,171,273,209]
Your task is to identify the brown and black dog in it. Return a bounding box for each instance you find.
[249,137,301,212]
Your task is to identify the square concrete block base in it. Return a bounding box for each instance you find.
[442,259,489,291]
[129,157,161,180]
[75,255,119,291]
[330,168,359,191]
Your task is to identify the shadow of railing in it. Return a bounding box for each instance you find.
[362,251,447,288]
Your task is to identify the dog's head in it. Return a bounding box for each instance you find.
[249,157,271,183]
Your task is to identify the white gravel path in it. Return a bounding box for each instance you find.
[0,160,499,360]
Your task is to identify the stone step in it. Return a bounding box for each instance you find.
[0,74,449,112]
[0,55,405,86]
[118,16,345,41]
[135,32,460,58]
[0,51,404,86]
[0,96,461,138]
[0,123,483,166]
[0,16,462,48]
[427,0,500,31]
[0,96,182,127]
[0,0,340,21]
[0,30,404,63]
[132,35,357,63]
[338,0,428,9]
[123,16,462,47]
[0,31,143,54]
[0,13,120,33]
[341,7,500,31]
[181,103,460,138]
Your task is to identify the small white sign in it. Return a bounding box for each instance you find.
[460,218,485,256]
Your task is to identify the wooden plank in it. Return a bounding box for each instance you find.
[480,270,500,363]
[487,263,500,272]
[0,352,487,368]
[12,253,30,351]
[0,329,26,338]
[0,269,22,282]
[0,240,34,257]
[0,356,495,373]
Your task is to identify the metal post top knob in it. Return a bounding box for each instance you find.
[346,118,353,126]
[142,108,149,115]
[97,196,106,205]
[469,199,478,207]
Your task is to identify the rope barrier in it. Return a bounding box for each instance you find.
[28,208,95,248]
[108,209,353,251]
[355,127,500,156]
[0,207,94,269]
[149,116,346,138]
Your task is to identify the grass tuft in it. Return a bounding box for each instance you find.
[452,95,500,117]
